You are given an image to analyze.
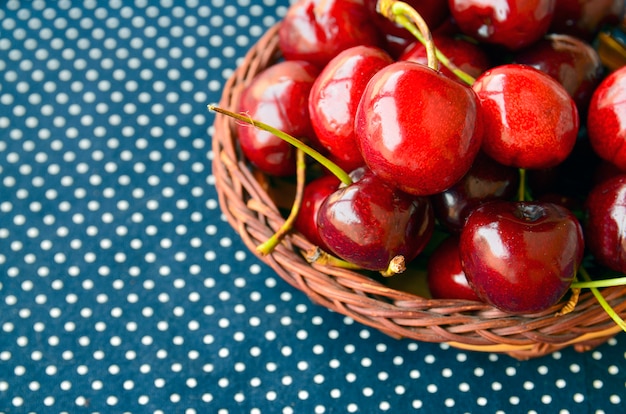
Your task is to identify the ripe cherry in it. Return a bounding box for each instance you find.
[427,236,481,301]
[237,60,320,177]
[459,200,585,314]
[309,45,394,172]
[317,167,435,272]
[514,33,604,115]
[448,0,556,51]
[278,0,384,69]
[293,174,341,253]
[584,174,626,273]
[587,65,626,171]
[472,63,580,169]
[355,60,483,196]
[430,152,520,233]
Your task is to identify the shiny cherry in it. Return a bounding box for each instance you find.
[400,33,492,82]
[237,60,320,177]
[278,0,384,69]
[472,63,580,169]
[427,236,481,301]
[430,152,520,233]
[514,33,604,115]
[294,174,341,252]
[317,167,435,272]
[309,45,394,172]
[355,60,483,196]
[587,65,626,171]
[584,174,626,273]
[550,0,625,41]
[447,0,556,50]
[459,200,585,314]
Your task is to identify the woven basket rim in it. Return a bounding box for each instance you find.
[211,23,626,360]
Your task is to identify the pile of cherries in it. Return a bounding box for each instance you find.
[213,0,626,318]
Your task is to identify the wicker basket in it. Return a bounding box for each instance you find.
[211,23,626,360]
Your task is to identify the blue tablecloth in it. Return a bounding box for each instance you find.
[1,1,625,413]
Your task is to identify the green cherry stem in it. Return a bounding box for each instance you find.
[256,148,306,256]
[577,266,626,332]
[572,276,626,289]
[208,104,352,186]
[376,0,476,85]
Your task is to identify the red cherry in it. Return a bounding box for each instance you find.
[448,0,556,50]
[472,63,580,169]
[430,152,520,233]
[550,0,625,41]
[400,33,492,82]
[293,174,341,252]
[317,167,435,272]
[459,200,585,314]
[237,60,320,177]
[309,45,394,172]
[584,174,626,273]
[355,60,483,196]
[514,33,604,115]
[278,0,384,69]
[363,0,450,40]
[587,65,626,171]
[427,236,482,301]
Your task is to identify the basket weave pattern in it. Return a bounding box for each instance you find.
[212,24,626,360]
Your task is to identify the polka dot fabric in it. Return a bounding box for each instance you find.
[0,0,625,413]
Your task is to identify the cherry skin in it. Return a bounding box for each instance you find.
[459,200,585,314]
[447,0,556,51]
[550,0,625,41]
[317,167,435,272]
[513,33,604,115]
[355,60,484,196]
[278,0,384,69]
[587,65,626,171]
[308,45,394,172]
[363,0,450,41]
[584,174,626,273]
[400,33,493,82]
[427,236,482,301]
[430,152,520,233]
[237,60,320,177]
[472,63,580,170]
[293,174,341,253]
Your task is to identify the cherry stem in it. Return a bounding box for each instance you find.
[380,255,406,277]
[208,105,353,186]
[256,149,307,255]
[305,246,363,270]
[376,0,476,85]
[578,266,626,332]
[572,276,626,289]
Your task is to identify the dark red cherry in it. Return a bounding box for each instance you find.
[278,0,384,69]
[317,167,435,272]
[550,0,625,41]
[309,45,394,172]
[363,0,450,40]
[514,33,604,115]
[355,60,483,196]
[400,33,492,82]
[430,152,520,233]
[587,65,626,171]
[237,60,320,177]
[584,174,626,273]
[448,0,556,50]
[459,200,585,314]
[294,174,341,252]
[472,63,579,169]
[427,236,482,301]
